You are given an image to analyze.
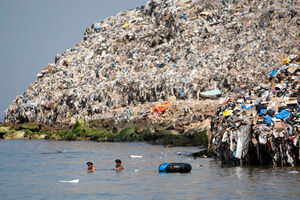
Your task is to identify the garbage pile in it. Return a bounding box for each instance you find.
[209,53,299,166]
[4,0,300,135]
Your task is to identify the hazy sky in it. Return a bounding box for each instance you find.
[0,0,148,121]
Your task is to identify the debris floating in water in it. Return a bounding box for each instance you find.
[288,171,299,174]
[129,155,143,158]
[59,179,79,183]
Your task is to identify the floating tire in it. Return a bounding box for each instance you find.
[158,163,192,173]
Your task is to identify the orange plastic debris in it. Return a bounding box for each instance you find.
[152,102,171,116]
[44,65,51,71]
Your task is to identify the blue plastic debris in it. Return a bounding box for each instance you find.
[259,109,267,116]
[240,104,253,110]
[275,109,290,119]
[180,88,184,96]
[246,105,253,110]
[94,24,100,31]
[270,70,278,77]
[264,115,273,125]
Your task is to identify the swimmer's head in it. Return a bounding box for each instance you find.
[115,159,122,167]
[87,162,93,169]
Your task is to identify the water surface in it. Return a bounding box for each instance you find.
[0,140,299,200]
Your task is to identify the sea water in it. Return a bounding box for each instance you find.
[0,140,299,200]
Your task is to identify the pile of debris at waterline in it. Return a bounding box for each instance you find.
[4,0,300,136]
[209,53,299,167]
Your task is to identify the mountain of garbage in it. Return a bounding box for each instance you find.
[4,0,300,135]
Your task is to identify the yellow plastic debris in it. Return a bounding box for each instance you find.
[282,58,291,65]
[122,23,131,28]
[223,110,233,117]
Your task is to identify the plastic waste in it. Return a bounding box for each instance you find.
[275,109,290,119]
[59,179,79,183]
[210,53,299,166]
[129,155,143,158]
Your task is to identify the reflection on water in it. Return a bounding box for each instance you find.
[0,140,299,200]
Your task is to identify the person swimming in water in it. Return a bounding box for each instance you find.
[113,159,124,171]
[86,162,96,172]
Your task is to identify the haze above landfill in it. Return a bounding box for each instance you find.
[3,0,299,135]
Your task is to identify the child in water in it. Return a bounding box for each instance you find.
[113,159,124,171]
[86,162,96,172]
